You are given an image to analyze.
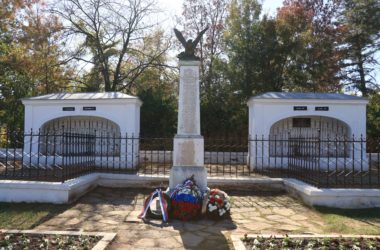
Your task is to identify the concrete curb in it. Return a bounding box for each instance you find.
[1,173,380,208]
[0,229,116,250]
[284,178,380,208]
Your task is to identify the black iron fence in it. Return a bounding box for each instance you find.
[249,135,380,188]
[1,129,380,188]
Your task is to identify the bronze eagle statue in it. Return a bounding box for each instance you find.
[174,26,209,60]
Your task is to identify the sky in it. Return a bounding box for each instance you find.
[156,0,284,28]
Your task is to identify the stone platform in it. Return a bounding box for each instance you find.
[35,187,326,249]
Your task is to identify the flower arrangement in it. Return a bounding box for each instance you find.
[170,176,203,221]
[137,177,232,222]
[206,188,231,219]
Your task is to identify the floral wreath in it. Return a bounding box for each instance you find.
[170,176,203,221]
[206,188,231,219]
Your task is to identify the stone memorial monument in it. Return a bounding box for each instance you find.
[169,27,208,191]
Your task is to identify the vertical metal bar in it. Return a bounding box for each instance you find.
[280,135,284,176]
[216,138,219,176]
[255,135,258,173]
[230,138,234,177]
[235,138,238,177]
[287,131,290,178]
[163,137,166,175]
[100,131,103,169]
[82,131,85,174]
[377,143,380,187]
[352,134,355,186]
[222,138,225,176]
[106,132,109,172]
[93,130,97,172]
[131,133,135,172]
[261,134,264,172]
[112,132,116,171]
[335,135,338,186]
[52,129,57,180]
[343,135,347,188]
[125,133,129,171]
[327,134,330,187]
[81,131,84,176]
[4,130,9,177]
[268,136,271,171]
[368,138,371,188]
[44,131,49,178]
[156,138,159,175]
[274,135,277,170]
[29,129,33,179]
[12,131,16,177]
[36,129,41,180]
[148,138,156,174]
[20,130,25,179]
[61,129,64,183]
[118,133,121,171]
[67,131,70,179]
[317,129,321,187]
[360,134,363,188]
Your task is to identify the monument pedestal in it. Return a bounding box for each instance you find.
[169,60,207,191]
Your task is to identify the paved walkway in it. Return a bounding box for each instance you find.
[36,187,325,249]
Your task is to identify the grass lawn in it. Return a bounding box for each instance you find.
[316,206,380,235]
[0,203,69,230]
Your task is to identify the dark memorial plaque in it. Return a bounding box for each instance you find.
[62,107,75,111]
[83,106,96,111]
[293,118,311,128]
[293,106,307,111]
[315,106,329,111]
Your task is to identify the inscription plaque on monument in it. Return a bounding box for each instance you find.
[180,69,197,134]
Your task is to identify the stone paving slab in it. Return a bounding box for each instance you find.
[36,187,326,249]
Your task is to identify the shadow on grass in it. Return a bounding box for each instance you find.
[315,206,380,235]
[0,202,71,230]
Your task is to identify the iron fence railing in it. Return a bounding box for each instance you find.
[249,135,380,188]
[1,129,380,188]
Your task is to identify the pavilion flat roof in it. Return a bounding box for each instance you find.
[251,92,367,101]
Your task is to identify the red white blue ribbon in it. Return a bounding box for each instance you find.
[158,190,169,222]
[138,189,168,222]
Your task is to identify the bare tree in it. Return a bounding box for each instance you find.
[52,0,170,91]
[180,0,228,91]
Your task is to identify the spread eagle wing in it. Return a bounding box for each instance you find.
[174,28,187,47]
[192,26,209,47]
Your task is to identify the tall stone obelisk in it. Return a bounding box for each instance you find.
[169,27,209,191]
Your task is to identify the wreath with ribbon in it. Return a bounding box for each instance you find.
[138,189,170,222]
[170,176,203,221]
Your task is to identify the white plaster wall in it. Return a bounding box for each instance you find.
[248,100,368,137]
[248,98,369,171]
[23,100,141,135]
[21,99,141,168]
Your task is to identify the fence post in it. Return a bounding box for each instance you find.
[62,126,66,183]
[287,131,290,178]
[248,135,251,175]
[4,130,9,177]
[360,134,363,188]
[368,138,372,188]
[352,134,355,186]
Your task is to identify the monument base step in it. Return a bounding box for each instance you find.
[169,166,208,191]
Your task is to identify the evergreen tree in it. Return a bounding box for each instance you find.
[339,0,380,96]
